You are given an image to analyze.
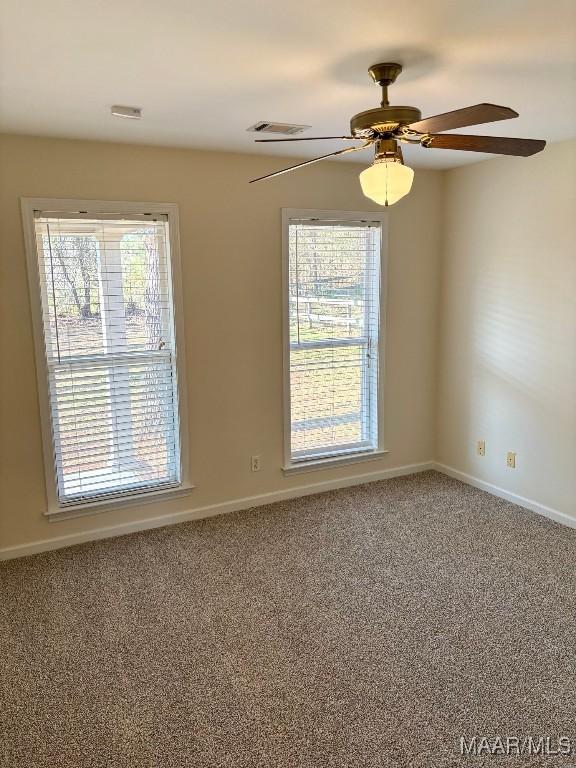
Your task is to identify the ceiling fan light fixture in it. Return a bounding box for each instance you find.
[359,152,414,207]
[359,160,414,206]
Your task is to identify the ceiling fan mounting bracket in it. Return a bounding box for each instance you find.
[368,63,403,86]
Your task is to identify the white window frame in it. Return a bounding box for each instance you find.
[21,198,192,520]
[282,208,389,474]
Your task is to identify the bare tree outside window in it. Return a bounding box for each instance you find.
[50,235,99,318]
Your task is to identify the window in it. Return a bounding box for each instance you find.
[283,209,386,470]
[22,199,190,515]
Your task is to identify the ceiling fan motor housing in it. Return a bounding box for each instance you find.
[350,106,422,137]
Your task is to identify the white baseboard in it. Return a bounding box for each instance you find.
[434,463,576,529]
[0,461,434,561]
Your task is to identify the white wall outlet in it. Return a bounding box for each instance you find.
[476,440,486,456]
[251,455,261,472]
[506,451,516,469]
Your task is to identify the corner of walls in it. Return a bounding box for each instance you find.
[432,168,450,464]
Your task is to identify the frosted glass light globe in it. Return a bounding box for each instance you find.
[359,161,414,206]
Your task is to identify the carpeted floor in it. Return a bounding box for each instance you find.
[1,471,575,767]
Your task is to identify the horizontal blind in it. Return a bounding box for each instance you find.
[33,213,181,505]
[288,218,381,461]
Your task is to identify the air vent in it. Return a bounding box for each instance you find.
[111,105,142,119]
[247,121,311,135]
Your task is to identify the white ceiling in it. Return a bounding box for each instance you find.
[1,0,575,169]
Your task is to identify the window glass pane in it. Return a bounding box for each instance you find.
[36,220,173,360]
[36,228,104,358]
[120,231,172,351]
[289,225,370,344]
[290,345,365,454]
[51,359,177,500]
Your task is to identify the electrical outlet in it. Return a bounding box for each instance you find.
[476,440,486,456]
[251,455,261,472]
[506,451,516,469]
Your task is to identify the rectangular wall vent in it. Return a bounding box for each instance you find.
[247,121,311,135]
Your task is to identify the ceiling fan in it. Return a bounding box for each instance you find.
[249,63,546,205]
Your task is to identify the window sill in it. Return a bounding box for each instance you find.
[45,483,195,522]
[283,449,388,476]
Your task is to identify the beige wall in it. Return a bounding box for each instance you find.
[437,139,576,520]
[0,134,442,551]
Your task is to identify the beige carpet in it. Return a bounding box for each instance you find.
[1,471,574,767]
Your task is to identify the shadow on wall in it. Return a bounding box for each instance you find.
[462,234,574,494]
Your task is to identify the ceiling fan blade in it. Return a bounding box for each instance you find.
[255,136,357,142]
[249,142,371,183]
[423,133,546,156]
[409,104,518,134]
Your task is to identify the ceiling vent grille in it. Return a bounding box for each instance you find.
[247,121,311,135]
